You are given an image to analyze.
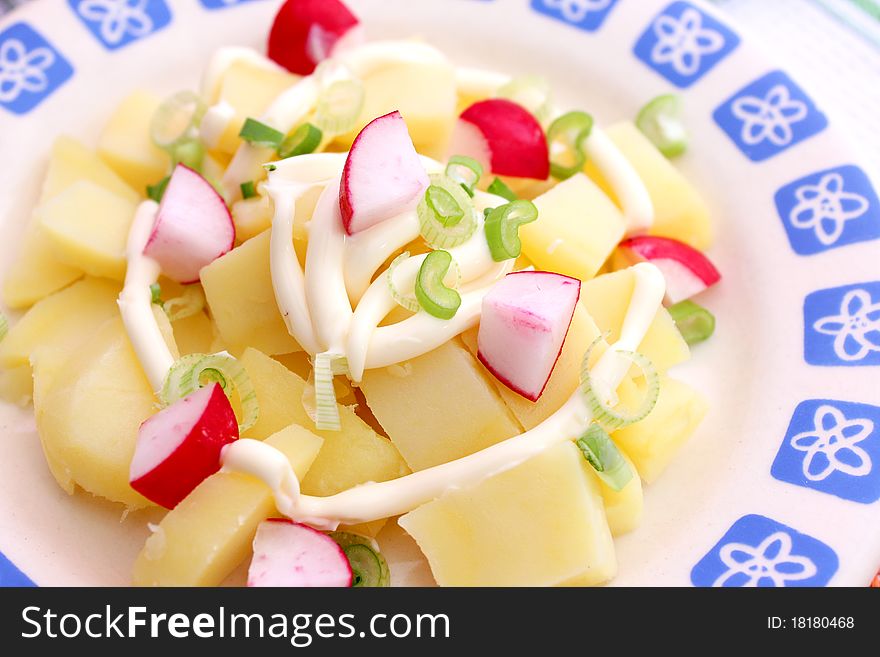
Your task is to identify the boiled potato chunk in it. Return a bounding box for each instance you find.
[580,268,689,373]
[238,348,410,497]
[399,442,616,586]
[200,230,301,356]
[359,339,523,471]
[98,90,170,193]
[521,173,626,281]
[0,364,33,407]
[335,60,458,159]
[1,228,83,309]
[41,135,139,204]
[594,449,643,536]
[613,376,708,483]
[38,181,136,281]
[231,195,272,244]
[171,311,217,356]
[132,424,323,587]
[584,122,712,250]
[34,317,157,507]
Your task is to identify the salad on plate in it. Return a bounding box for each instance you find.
[0,0,721,587]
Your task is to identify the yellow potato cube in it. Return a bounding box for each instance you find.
[98,90,170,193]
[335,61,458,159]
[171,311,217,356]
[0,364,33,407]
[238,348,410,497]
[613,376,708,483]
[1,227,83,309]
[41,135,139,204]
[580,268,689,373]
[521,173,626,281]
[399,442,616,586]
[359,339,523,471]
[38,181,137,281]
[200,230,301,356]
[584,122,713,250]
[231,195,273,244]
[593,449,643,536]
[132,424,323,587]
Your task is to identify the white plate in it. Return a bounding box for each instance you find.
[1,0,879,587]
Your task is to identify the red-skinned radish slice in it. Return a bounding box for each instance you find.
[268,0,363,75]
[143,164,235,284]
[339,110,429,235]
[450,99,550,180]
[248,519,353,587]
[129,383,238,509]
[617,236,721,304]
[477,271,580,402]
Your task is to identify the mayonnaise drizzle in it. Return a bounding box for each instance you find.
[221,261,666,530]
[117,200,176,392]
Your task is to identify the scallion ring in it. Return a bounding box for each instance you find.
[445,155,483,197]
[171,139,205,172]
[313,352,345,431]
[668,300,715,346]
[636,93,687,158]
[160,353,259,432]
[579,335,660,431]
[386,252,420,313]
[146,176,170,203]
[576,424,633,491]
[240,181,257,200]
[0,311,8,342]
[278,123,323,158]
[149,283,162,306]
[497,75,553,124]
[314,76,365,136]
[150,90,206,151]
[547,110,594,180]
[239,117,285,149]
[487,177,517,202]
[328,532,390,587]
[415,250,462,320]
[483,199,538,262]
[163,285,206,322]
[417,173,478,248]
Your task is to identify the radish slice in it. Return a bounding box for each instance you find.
[248,519,353,587]
[339,110,429,235]
[617,236,720,304]
[268,0,362,75]
[450,99,550,180]
[130,383,238,509]
[477,271,580,402]
[143,164,235,284]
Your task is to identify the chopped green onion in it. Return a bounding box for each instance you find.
[150,90,206,151]
[264,163,277,172]
[314,77,365,136]
[160,353,259,433]
[483,199,538,262]
[0,312,8,342]
[239,118,285,149]
[171,138,205,171]
[636,93,687,158]
[278,123,322,158]
[579,335,660,431]
[149,283,162,306]
[487,177,517,202]
[445,155,483,197]
[576,424,633,491]
[415,250,461,320]
[668,299,715,345]
[497,75,553,123]
[313,352,343,431]
[547,110,594,180]
[146,176,170,203]
[240,181,257,200]
[163,286,206,322]
[328,532,390,587]
[417,174,478,248]
[386,252,420,313]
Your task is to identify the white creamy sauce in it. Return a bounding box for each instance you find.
[199,100,235,150]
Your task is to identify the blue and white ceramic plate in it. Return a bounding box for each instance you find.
[1,0,878,587]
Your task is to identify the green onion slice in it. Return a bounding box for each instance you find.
[497,75,553,124]
[487,177,518,202]
[445,155,483,197]
[171,138,205,172]
[415,250,462,320]
[636,93,687,158]
[146,176,170,203]
[576,424,633,491]
[240,181,257,200]
[386,252,420,313]
[417,174,478,249]
[278,123,323,159]
[547,110,594,180]
[163,285,206,322]
[313,64,365,136]
[149,283,162,306]
[579,335,660,431]
[313,352,347,431]
[160,353,259,433]
[483,199,538,262]
[668,300,715,346]
[328,532,391,587]
[0,312,8,342]
[239,118,285,149]
[150,90,206,151]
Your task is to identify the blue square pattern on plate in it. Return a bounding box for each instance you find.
[775,165,880,255]
[713,70,828,162]
[0,22,73,115]
[691,515,838,587]
[772,400,880,504]
[199,0,264,8]
[68,0,171,51]
[530,0,619,32]
[804,281,880,366]
[633,1,740,88]
[0,551,35,587]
